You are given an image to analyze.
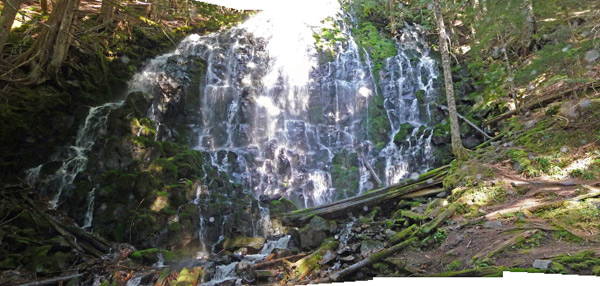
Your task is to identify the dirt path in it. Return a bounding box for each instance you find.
[393,156,600,275]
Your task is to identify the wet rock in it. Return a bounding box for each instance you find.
[360,240,384,257]
[299,216,333,250]
[222,236,266,254]
[385,229,397,239]
[125,91,153,118]
[463,135,482,149]
[350,243,361,253]
[484,220,503,229]
[532,259,552,270]
[340,255,355,262]
[337,246,352,256]
[235,261,257,284]
[319,250,337,265]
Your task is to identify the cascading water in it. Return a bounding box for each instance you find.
[138,1,442,210]
[26,101,124,211]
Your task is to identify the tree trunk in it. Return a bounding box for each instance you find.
[12,0,80,83]
[523,0,537,55]
[0,0,25,55]
[100,0,116,25]
[40,0,49,14]
[432,0,468,161]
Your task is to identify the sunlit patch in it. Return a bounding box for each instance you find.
[255,96,281,116]
[358,86,371,97]
[151,195,168,212]
[242,75,252,86]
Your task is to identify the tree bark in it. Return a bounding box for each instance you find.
[433,0,468,161]
[0,0,25,55]
[40,0,49,14]
[100,0,116,25]
[11,0,81,83]
[523,0,537,55]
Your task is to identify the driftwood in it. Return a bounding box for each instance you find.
[284,165,449,225]
[18,273,84,286]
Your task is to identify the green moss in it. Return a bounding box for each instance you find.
[553,250,600,272]
[393,123,415,145]
[446,259,463,271]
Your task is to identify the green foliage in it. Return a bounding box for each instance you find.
[354,22,397,77]
[313,17,346,62]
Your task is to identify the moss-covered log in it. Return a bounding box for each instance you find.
[284,165,449,225]
[286,239,339,282]
[326,237,417,282]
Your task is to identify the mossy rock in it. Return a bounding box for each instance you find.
[222,236,266,253]
[393,123,415,146]
[130,248,178,265]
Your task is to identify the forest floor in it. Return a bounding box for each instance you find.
[388,94,600,277]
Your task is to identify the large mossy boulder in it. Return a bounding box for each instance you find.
[298,216,336,250]
[222,236,266,254]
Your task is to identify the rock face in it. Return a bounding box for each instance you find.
[299,216,336,250]
[30,55,266,253]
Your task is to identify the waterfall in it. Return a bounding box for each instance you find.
[127,1,440,211]
[26,101,124,209]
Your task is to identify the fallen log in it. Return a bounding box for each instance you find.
[284,165,449,225]
[18,273,84,286]
[286,240,338,282]
[23,195,111,257]
[484,81,600,126]
[485,185,600,219]
[433,266,505,277]
[440,105,491,139]
[326,237,417,282]
[359,153,383,187]
[471,229,539,263]
[253,253,307,269]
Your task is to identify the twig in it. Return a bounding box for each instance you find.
[129,198,145,243]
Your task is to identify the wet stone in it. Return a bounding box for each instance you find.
[337,246,352,256]
[532,259,552,270]
[319,250,337,265]
[484,220,503,228]
[340,255,355,262]
[385,229,397,239]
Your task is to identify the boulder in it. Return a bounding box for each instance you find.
[484,220,503,229]
[318,250,337,265]
[360,239,384,257]
[298,216,335,250]
[235,261,257,284]
[126,91,153,118]
[222,236,266,254]
[532,259,552,270]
